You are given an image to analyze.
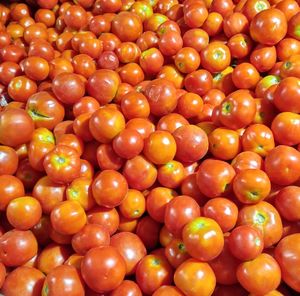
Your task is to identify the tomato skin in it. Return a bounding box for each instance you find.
[265,145,300,186]
[174,259,216,296]
[110,232,147,275]
[43,145,81,184]
[153,285,184,296]
[42,265,84,296]
[275,233,300,292]
[2,266,45,296]
[92,169,128,208]
[237,201,283,248]
[182,217,224,261]
[0,108,34,147]
[136,254,173,295]
[0,229,38,267]
[237,253,281,295]
[164,195,201,237]
[228,225,264,261]
[81,246,126,293]
[110,280,142,296]
[197,159,236,198]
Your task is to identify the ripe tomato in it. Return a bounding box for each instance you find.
[182,217,224,261]
[174,259,216,296]
[110,280,142,296]
[237,253,281,295]
[0,145,19,176]
[136,254,173,295]
[81,246,126,293]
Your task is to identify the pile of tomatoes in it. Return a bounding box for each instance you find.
[0,0,300,295]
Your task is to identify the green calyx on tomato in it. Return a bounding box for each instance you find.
[221,102,232,115]
[294,25,300,38]
[51,154,70,170]
[255,1,268,12]
[28,109,51,121]
[253,211,267,225]
[246,191,260,201]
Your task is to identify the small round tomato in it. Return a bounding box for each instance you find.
[119,189,146,219]
[250,8,287,46]
[52,73,85,105]
[2,266,45,296]
[157,160,185,189]
[6,196,42,230]
[231,151,263,173]
[265,145,300,186]
[42,265,84,296]
[197,159,236,198]
[26,91,65,130]
[123,155,157,191]
[139,48,164,75]
[175,47,201,74]
[203,197,238,232]
[96,143,124,171]
[71,224,110,255]
[228,225,264,261]
[164,195,201,237]
[218,90,256,130]
[237,201,283,248]
[174,259,216,296]
[111,232,147,275]
[165,238,190,268]
[0,146,18,175]
[43,145,81,184]
[233,169,271,204]
[81,246,126,293]
[232,63,260,89]
[0,108,34,147]
[275,234,300,292]
[157,113,189,133]
[50,200,87,235]
[92,169,128,208]
[237,253,281,295]
[250,44,277,72]
[110,280,142,296]
[0,229,38,267]
[89,107,125,143]
[182,217,224,261]
[136,254,173,295]
[87,206,119,235]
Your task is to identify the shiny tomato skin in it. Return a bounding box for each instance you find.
[164,195,201,237]
[165,238,190,268]
[174,259,216,296]
[237,253,281,295]
[136,254,173,295]
[81,246,126,293]
[228,225,264,261]
[42,265,84,296]
[110,280,142,296]
[2,266,45,296]
[43,145,81,184]
[182,217,224,261]
[196,159,236,198]
[173,124,208,163]
[275,233,300,292]
[92,169,128,208]
[110,232,147,275]
[0,108,34,147]
[153,285,184,296]
[0,229,38,267]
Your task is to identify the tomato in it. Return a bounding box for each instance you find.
[153,285,184,296]
[0,145,18,175]
[0,108,34,147]
[42,265,84,296]
[89,107,125,143]
[265,145,300,186]
[237,201,283,248]
[110,232,147,275]
[275,234,300,292]
[81,246,126,293]
[0,229,38,267]
[274,186,300,221]
[250,8,287,46]
[2,266,45,296]
[174,259,216,296]
[92,169,128,208]
[197,159,236,198]
[203,197,238,232]
[164,195,201,237]
[233,169,271,204]
[6,196,42,230]
[182,217,224,261]
[228,225,264,261]
[43,145,81,184]
[110,280,142,296]
[237,253,281,295]
[50,200,86,235]
[136,254,173,295]
[157,160,185,189]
